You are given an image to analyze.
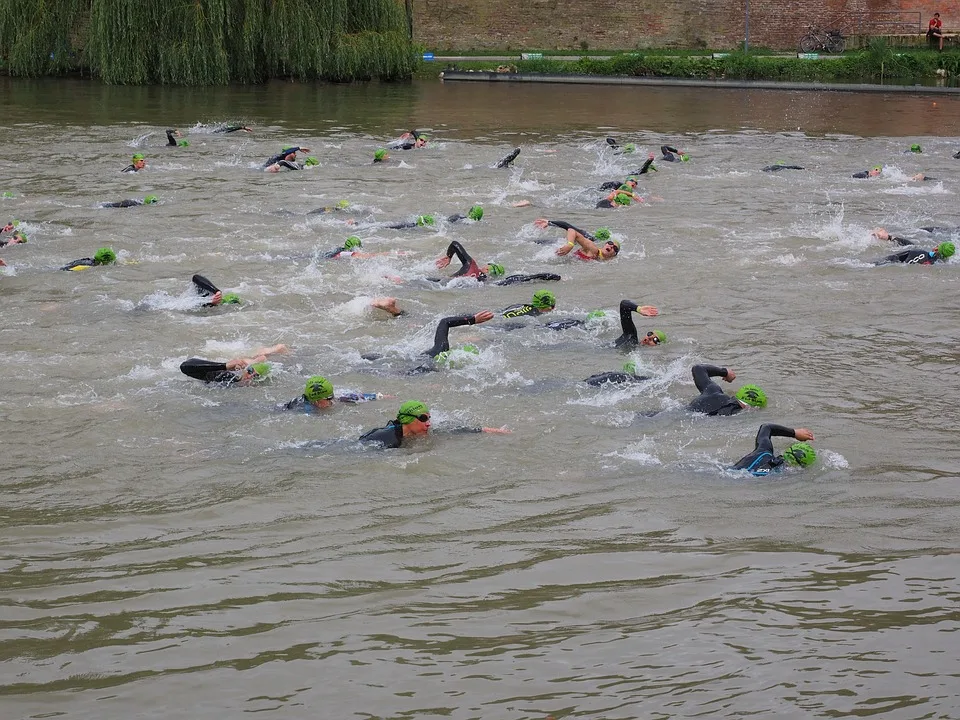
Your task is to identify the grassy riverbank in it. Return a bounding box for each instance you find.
[420,44,960,85]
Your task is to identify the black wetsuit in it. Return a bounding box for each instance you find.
[425,315,481,357]
[264,147,302,166]
[389,131,422,151]
[852,169,876,178]
[192,274,222,306]
[500,303,544,320]
[100,199,144,208]
[954,150,960,159]
[543,220,597,242]
[687,364,743,416]
[281,393,378,411]
[762,164,804,172]
[120,164,139,173]
[877,248,941,265]
[61,257,100,271]
[179,358,241,384]
[214,125,248,134]
[495,272,560,286]
[584,371,651,387]
[496,148,521,168]
[661,145,683,162]
[613,300,646,349]
[919,226,958,234]
[166,130,179,147]
[731,424,798,476]
[444,241,485,280]
[383,220,422,230]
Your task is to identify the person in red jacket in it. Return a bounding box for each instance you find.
[928,12,944,50]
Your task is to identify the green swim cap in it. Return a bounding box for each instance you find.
[178,139,190,147]
[936,241,955,259]
[532,289,556,310]
[784,441,816,467]
[586,310,606,320]
[304,375,334,402]
[336,200,350,210]
[132,153,145,161]
[248,362,271,380]
[221,292,241,304]
[468,205,484,221]
[614,193,632,206]
[418,135,428,142]
[94,247,116,265]
[623,143,635,154]
[397,400,429,424]
[680,154,690,162]
[594,227,611,241]
[143,195,158,204]
[2,191,14,198]
[416,214,435,226]
[486,262,505,277]
[872,165,882,172]
[343,236,362,250]
[14,232,27,243]
[735,384,767,409]
[651,330,666,344]
[910,144,922,153]
[374,148,387,162]
[623,361,637,375]
[304,156,319,166]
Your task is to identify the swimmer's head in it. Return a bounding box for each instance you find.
[131,153,146,168]
[246,362,271,381]
[623,361,637,375]
[531,289,556,310]
[132,153,145,162]
[784,441,816,467]
[869,165,882,177]
[304,156,319,166]
[626,176,639,185]
[594,227,611,242]
[735,384,767,409]
[1,191,14,198]
[337,200,350,210]
[397,400,430,426]
[614,192,632,206]
[416,214,435,227]
[641,330,665,346]
[600,239,620,260]
[304,375,334,403]
[936,241,955,260]
[680,153,690,162]
[143,195,158,205]
[586,310,606,321]
[435,345,479,369]
[373,148,388,162]
[486,262,505,277]
[178,139,190,147]
[910,144,922,153]
[220,292,241,304]
[622,143,635,154]
[343,236,362,250]
[468,205,484,221]
[94,247,117,265]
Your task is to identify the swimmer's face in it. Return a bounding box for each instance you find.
[868,167,881,177]
[415,138,427,148]
[600,242,619,260]
[640,332,660,347]
[406,414,431,435]
[310,398,334,410]
[133,159,146,170]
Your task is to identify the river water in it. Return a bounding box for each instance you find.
[1,78,959,719]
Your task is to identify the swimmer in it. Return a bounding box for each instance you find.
[500,289,556,319]
[687,364,767,417]
[533,219,620,261]
[307,200,356,216]
[359,400,509,448]
[446,206,484,223]
[600,157,656,190]
[361,311,493,372]
[321,236,389,260]
[584,361,652,387]
[496,147,521,168]
[192,274,241,307]
[0,229,27,247]
[121,153,146,173]
[426,242,558,286]
[165,129,188,147]
[214,124,253,133]
[373,148,390,163]
[660,145,689,162]
[100,195,158,208]
[381,214,436,230]
[876,241,955,266]
[605,137,636,155]
[264,146,312,172]
[732,424,816,476]
[596,181,643,209]
[905,144,922,154]
[179,344,288,386]
[612,299,663,348]
[61,247,117,271]
[762,162,804,172]
[389,130,428,150]
[870,228,914,246]
[280,375,389,411]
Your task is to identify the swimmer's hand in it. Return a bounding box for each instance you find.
[435,256,452,269]
[533,218,549,229]
[794,428,815,442]
[555,242,574,257]
[637,305,658,317]
[473,310,494,324]
[481,427,512,434]
[723,369,736,383]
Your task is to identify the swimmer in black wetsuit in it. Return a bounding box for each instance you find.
[875,241,955,265]
[0,230,27,247]
[61,247,117,271]
[605,137,636,155]
[871,228,915,246]
[264,146,312,172]
[446,206,484,223]
[732,424,816,476]
[496,148,520,168]
[660,145,688,162]
[500,290,556,319]
[121,154,146,173]
[280,375,387,412]
[382,214,435,230]
[359,400,508,448]
[762,162,804,172]
[165,129,188,147]
[596,178,643,209]
[192,274,242,306]
[613,299,664,348]
[389,130,427,150]
[179,344,288,385]
[100,195,158,208]
[214,124,253,134]
[600,157,657,191]
[687,364,767,416]
[361,311,494,372]
[584,361,652,387]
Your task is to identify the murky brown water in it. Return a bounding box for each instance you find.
[1,77,959,720]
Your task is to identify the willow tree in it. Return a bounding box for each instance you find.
[0,0,417,84]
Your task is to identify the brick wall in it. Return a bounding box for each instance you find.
[412,0,956,51]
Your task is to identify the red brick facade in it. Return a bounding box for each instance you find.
[412,0,958,51]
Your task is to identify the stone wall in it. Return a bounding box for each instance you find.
[411,0,958,51]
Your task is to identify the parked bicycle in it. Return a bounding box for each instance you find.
[798,27,846,53]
